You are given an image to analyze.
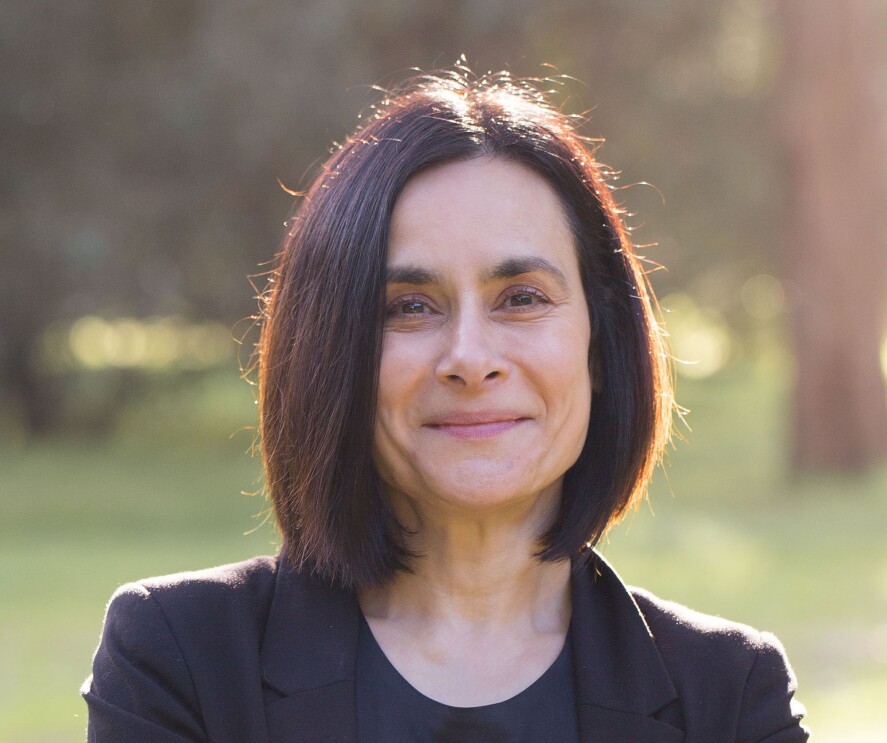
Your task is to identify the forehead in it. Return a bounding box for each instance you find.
[387,157,578,276]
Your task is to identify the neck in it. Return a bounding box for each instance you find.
[359,485,572,633]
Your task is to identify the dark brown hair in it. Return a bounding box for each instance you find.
[258,69,673,589]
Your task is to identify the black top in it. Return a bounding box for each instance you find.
[82,551,809,742]
[356,614,580,743]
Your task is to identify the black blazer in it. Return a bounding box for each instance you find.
[82,552,808,742]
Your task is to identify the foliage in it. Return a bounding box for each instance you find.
[2,0,789,433]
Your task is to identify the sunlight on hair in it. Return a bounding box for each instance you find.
[662,293,733,379]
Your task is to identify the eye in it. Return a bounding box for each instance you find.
[385,295,434,317]
[500,286,550,310]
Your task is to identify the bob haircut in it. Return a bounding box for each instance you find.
[259,69,673,589]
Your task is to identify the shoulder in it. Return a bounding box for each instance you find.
[85,556,282,739]
[629,585,779,662]
[109,554,279,615]
[628,584,797,687]
[628,586,807,740]
[101,554,280,662]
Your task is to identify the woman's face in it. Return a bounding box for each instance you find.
[372,157,592,515]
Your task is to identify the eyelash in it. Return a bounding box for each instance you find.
[501,286,550,310]
[385,294,434,317]
[384,286,550,318]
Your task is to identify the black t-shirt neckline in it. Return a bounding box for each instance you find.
[355,612,580,742]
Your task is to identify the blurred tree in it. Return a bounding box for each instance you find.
[774,0,887,472]
[8,0,872,443]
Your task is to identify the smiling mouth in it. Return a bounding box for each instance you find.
[425,416,530,440]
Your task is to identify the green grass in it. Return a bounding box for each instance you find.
[1,367,885,741]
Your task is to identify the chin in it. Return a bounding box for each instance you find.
[417,461,561,513]
[432,484,529,511]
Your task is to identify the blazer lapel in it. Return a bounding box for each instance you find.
[257,549,683,743]
[260,556,359,743]
[571,552,684,743]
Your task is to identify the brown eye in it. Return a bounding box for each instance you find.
[501,286,549,310]
[508,293,536,307]
[385,295,434,318]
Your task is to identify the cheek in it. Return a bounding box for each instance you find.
[534,315,591,381]
[532,317,593,431]
[371,407,405,492]
[376,334,429,414]
[372,335,431,477]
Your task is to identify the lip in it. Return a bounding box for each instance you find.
[424,411,530,440]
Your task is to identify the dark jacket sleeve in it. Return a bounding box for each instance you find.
[736,631,809,743]
[82,583,207,742]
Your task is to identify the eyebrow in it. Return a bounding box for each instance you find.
[386,256,569,290]
[482,257,569,291]
[385,265,443,286]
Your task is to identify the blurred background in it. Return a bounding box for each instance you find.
[1,0,885,740]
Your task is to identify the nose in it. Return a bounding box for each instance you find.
[435,303,508,389]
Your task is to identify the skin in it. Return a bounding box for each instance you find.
[359,156,593,707]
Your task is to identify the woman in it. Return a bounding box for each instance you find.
[83,69,809,742]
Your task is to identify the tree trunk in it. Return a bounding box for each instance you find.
[774,0,887,473]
